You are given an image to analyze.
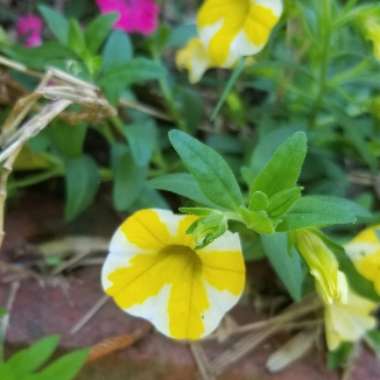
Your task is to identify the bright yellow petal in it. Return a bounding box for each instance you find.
[244,4,279,46]
[345,225,380,295]
[199,250,245,295]
[168,254,209,340]
[120,209,171,250]
[355,254,380,294]
[197,0,282,66]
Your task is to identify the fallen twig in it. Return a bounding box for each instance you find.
[87,324,151,364]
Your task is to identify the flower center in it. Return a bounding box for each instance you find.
[160,245,202,267]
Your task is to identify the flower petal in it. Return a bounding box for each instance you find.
[345,225,380,295]
[324,287,377,351]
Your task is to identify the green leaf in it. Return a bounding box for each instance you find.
[251,132,307,197]
[124,120,156,166]
[248,191,269,211]
[2,42,76,70]
[64,155,100,221]
[366,330,380,356]
[261,233,305,301]
[249,127,300,179]
[38,5,69,45]
[100,58,164,101]
[30,348,88,380]
[240,208,274,234]
[68,19,87,56]
[112,145,147,211]
[278,196,370,231]
[132,185,169,210]
[102,30,133,71]
[169,130,243,210]
[267,187,302,218]
[327,343,353,369]
[0,364,15,380]
[85,13,118,53]
[47,123,87,158]
[7,336,60,375]
[149,173,216,207]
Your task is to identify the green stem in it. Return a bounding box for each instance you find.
[310,0,332,127]
[9,169,63,190]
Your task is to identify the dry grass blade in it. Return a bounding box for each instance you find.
[70,295,110,335]
[190,343,215,380]
[0,99,72,163]
[266,329,319,373]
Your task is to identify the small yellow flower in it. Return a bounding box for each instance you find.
[176,0,283,83]
[324,283,377,351]
[102,209,245,340]
[345,224,380,295]
[197,0,283,67]
[294,230,348,305]
[176,38,212,84]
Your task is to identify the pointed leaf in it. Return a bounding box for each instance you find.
[7,336,59,375]
[169,130,243,210]
[261,233,305,301]
[251,132,307,197]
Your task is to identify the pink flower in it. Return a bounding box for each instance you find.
[16,14,43,48]
[96,0,159,36]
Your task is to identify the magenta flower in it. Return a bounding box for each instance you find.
[96,0,159,36]
[16,14,43,48]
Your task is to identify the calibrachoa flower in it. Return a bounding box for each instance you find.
[96,0,159,36]
[323,283,377,351]
[102,209,245,340]
[176,0,283,83]
[16,14,43,48]
[197,0,283,66]
[345,224,380,295]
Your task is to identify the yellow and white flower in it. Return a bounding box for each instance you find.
[323,283,377,351]
[197,0,283,67]
[176,38,212,84]
[345,224,380,295]
[294,230,348,305]
[102,209,245,340]
[176,0,283,83]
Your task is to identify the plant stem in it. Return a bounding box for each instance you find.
[310,0,332,127]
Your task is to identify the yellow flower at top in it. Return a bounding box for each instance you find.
[197,0,283,67]
[176,0,283,83]
[345,224,380,295]
[102,209,245,340]
[323,283,377,351]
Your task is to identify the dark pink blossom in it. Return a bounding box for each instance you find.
[96,0,159,36]
[16,14,43,48]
